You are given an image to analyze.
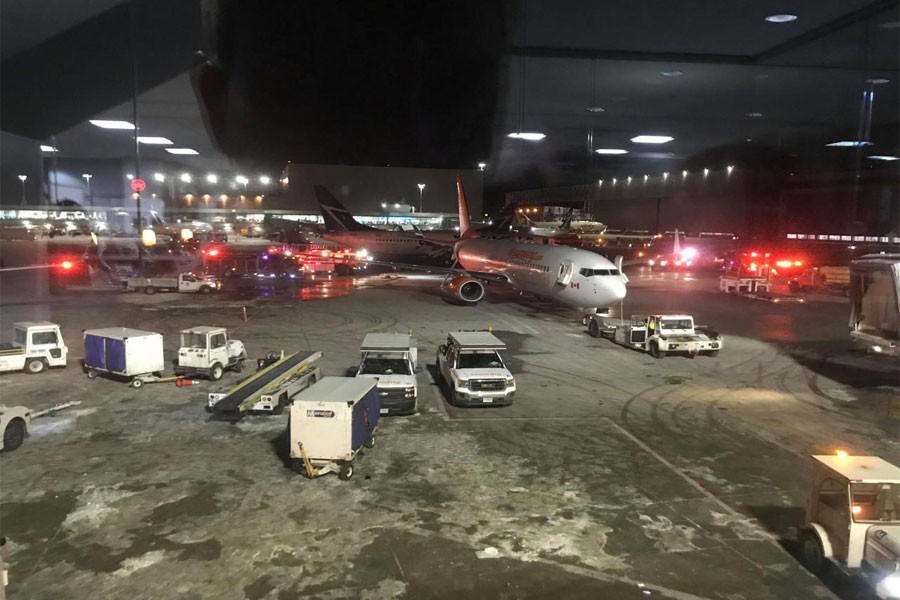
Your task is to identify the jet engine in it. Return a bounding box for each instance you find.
[441,275,485,304]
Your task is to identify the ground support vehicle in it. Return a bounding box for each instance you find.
[721,250,771,294]
[585,314,722,358]
[0,322,68,375]
[207,351,322,417]
[125,272,221,294]
[789,266,851,295]
[436,331,515,407]
[1,402,82,452]
[289,377,379,480]
[83,328,166,388]
[720,273,771,294]
[356,333,418,415]
[175,327,246,380]
[849,254,900,357]
[207,351,322,415]
[799,454,900,599]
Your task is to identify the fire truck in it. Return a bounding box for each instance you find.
[720,250,772,294]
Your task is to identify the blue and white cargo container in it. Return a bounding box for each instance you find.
[289,377,380,480]
[83,328,165,388]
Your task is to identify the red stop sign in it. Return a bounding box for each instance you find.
[130,178,146,193]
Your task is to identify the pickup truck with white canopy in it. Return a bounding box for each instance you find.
[436,331,515,406]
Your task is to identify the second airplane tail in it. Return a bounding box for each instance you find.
[313,185,375,232]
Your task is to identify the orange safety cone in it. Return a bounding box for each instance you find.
[175,378,199,387]
[242,306,248,322]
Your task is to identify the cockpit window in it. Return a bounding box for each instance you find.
[579,268,620,277]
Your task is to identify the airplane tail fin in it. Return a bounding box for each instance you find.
[673,229,682,256]
[313,185,374,232]
[456,175,478,239]
[480,203,518,234]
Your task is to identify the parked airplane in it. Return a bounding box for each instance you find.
[314,186,453,259]
[444,177,628,313]
[324,178,628,314]
[524,210,607,239]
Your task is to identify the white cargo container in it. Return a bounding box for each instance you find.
[83,328,165,388]
[289,377,380,480]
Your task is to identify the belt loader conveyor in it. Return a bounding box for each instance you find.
[207,350,322,417]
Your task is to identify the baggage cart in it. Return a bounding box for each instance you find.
[83,328,166,388]
[289,377,379,480]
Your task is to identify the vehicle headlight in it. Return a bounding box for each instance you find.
[405,386,415,398]
[457,379,468,389]
[878,572,900,599]
[506,377,515,387]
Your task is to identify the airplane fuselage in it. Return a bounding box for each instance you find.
[322,231,449,258]
[456,238,627,310]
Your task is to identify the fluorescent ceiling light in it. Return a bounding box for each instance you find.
[660,70,683,77]
[825,141,873,147]
[595,149,628,155]
[90,119,135,129]
[137,136,173,145]
[40,145,58,152]
[508,132,546,141]
[165,148,199,155]
[587,107,605,113]
[866,78,890,84]
[765,14,797,23]
[867,155,900,161]
[180,173,192,183]
[631,135,673,144]
[880,20,900,29]
[746,112,763,118]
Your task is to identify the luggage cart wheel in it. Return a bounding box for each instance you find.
[338,463,354,480]
[86,368,97,380]
[130,378,144,389]
[364,435,375,449]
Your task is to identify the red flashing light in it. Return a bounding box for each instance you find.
[207,248,220,257]
[793,260,803,267]
[775,260,792,269]
[750,251,758,258]
[60,260,74,270]
[749,262,758,271]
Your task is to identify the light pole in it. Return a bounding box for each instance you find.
[17,175,27,205]
[82,174,93,207]
[417,183,425,212]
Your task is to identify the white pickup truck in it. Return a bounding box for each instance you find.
[356,333,418,415]
[585,314,722,358]
[125,273,221,295]
[175,326,246,380]
[0,322,68,374]
[436,331,515,407]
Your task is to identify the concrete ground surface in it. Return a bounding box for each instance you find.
[1,268,897,600]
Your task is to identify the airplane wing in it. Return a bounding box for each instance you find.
[357,258,511,283]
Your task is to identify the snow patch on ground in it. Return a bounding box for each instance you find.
[63,485,138,532]
[114,550,167,576]
[637,514,698,552]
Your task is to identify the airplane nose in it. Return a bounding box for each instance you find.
[612,278,627,302]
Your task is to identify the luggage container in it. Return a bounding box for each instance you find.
[83,328,165,388]
[289,377,379,480]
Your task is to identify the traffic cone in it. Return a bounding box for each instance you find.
[175,378,199,387]
[242,306,248,322]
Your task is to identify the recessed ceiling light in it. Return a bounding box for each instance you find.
[765,14,797,23]
[660,70,684,77]
[40,145,58,152]
[595,149,628,155]
[507,132,546,141]
[746,112,763,118]
[587,107,605,113]
[89,119,135,129]
[165,148,200,155]
[867,155,900,161]
[137,136,174,145]
[880,21,900,29]
[631,135,673,144]
[825,141,873,147]
[866,78,890,84]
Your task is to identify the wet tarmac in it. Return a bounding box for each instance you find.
[1,267,897,600]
